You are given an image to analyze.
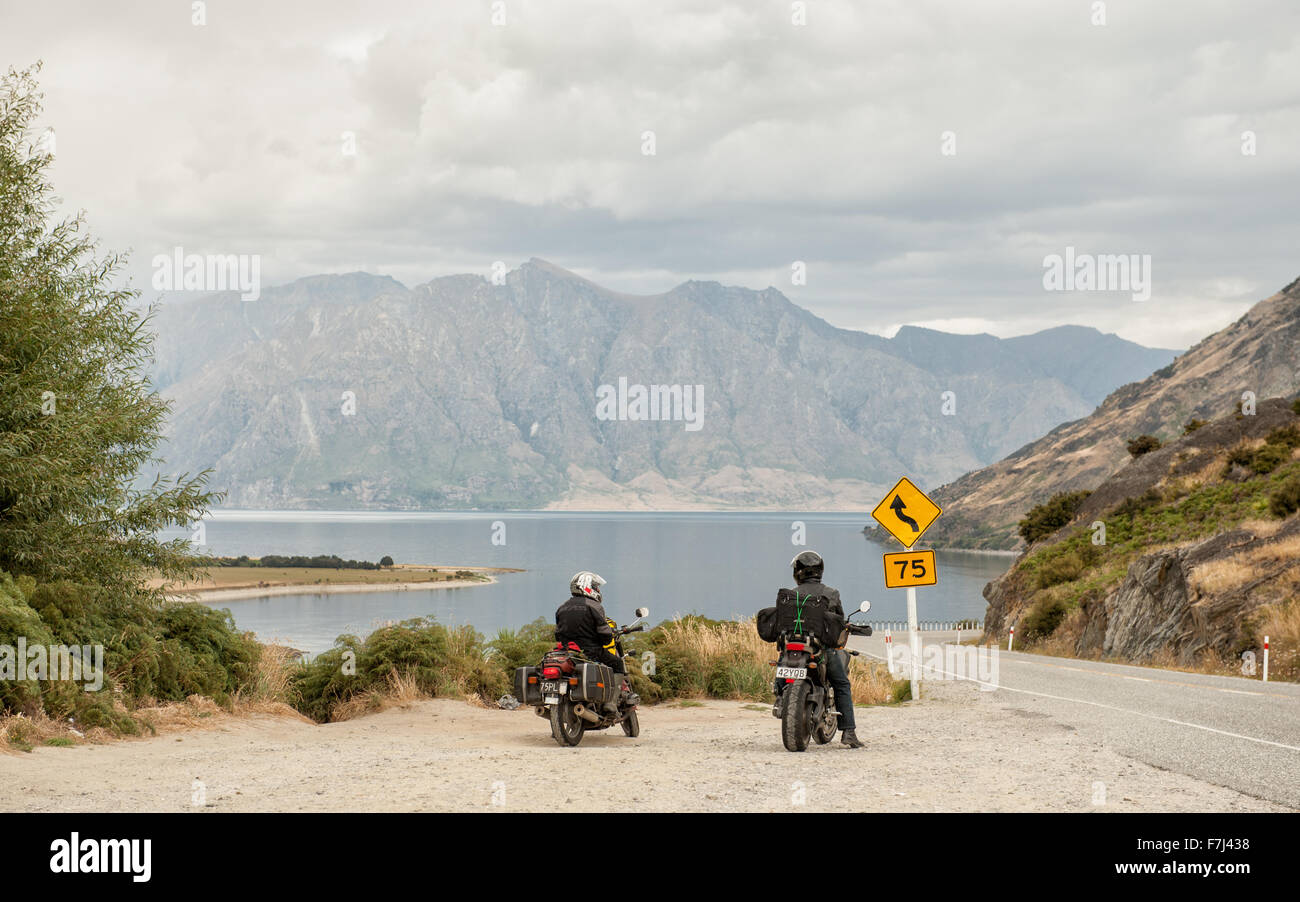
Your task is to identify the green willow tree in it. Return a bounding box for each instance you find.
[0,63,218,594]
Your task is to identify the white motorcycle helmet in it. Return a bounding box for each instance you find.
[569,570,606,603]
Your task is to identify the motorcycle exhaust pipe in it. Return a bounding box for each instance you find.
[572,704,601,723]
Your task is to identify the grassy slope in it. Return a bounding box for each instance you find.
[996,408,1300,677]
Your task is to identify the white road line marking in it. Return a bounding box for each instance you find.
[929,643,1288,698]
[854,650,1300,753]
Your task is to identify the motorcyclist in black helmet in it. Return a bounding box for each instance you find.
[555,571,634,714]
[789,550,863,749]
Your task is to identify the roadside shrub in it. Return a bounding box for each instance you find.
[0,573,54,716]
[1182,419,1207,435]
[630,615,903,706]
[630,615,768,700]
[1293,398,1300,416]
[1020,596,1069,641]
[1249,443,1291,475]
[1126,435,1163,457]
[0,571,263,731]
[488,617,556,677]
[289,618,506,722]
[1220,441,1290,478]
[1269,477,1300,519]
[1112,488,1163,519]
[1036,552,1086,589]
[1018,491,1091,544]
[1266,425,1300,450]
[1224,443,1256,469]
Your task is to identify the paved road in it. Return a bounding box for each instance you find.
[848,630,1300,809]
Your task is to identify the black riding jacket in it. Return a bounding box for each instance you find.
[555,595,623,670]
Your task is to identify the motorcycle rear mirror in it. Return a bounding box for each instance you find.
[859,600,872,613]
[635,607,649,618]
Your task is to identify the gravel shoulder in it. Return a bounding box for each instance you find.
[0,680,1285,812]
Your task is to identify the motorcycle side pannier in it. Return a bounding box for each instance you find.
[756,606,780,642]
[573,662,617,704]
[513,666,542,705]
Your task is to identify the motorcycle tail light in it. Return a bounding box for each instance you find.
[786,642,805,651]
[542,667,560,678]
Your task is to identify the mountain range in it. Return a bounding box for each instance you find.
[147,259,1180,511]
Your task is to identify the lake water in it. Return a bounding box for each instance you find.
[182,512,1012,655]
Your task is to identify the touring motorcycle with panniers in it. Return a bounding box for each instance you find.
[514,607,649,746]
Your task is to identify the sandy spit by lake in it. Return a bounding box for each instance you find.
[170,574,499,604]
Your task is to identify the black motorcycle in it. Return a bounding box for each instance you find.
[771,600,872,752]
[514,607,649,747]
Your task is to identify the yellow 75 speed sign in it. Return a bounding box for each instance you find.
[882,549,937,589]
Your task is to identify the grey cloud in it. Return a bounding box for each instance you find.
[4,0,1298,349]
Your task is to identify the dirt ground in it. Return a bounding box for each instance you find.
[0,680,1283,812]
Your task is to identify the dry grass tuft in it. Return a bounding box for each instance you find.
[234,643,297,709]
[648,616,905,705]
[1256,601,1300,682]
[0,710,76,754]
[329,668,428,722]
[1190,534,1300,595]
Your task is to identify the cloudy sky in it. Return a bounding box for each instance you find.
[5,0,1299,348]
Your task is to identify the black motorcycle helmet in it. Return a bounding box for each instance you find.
[790,550,824,583]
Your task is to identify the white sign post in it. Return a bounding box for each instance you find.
[906,582,920,701]
[870,477,943,705]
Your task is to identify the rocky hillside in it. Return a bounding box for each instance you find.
[982,397,1300,675]
[146,260,1176,510]
[924,277,1300,549]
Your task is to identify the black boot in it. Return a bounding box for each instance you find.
[841,729,864,749]
[620,675,640,707]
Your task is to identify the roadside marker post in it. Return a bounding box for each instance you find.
[1264,636,1270,682]
[871,477,943,704]
[1008,625,1015,652]
[885,629,894,673]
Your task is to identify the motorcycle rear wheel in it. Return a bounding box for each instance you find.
[550,700,585,747]
[780,680,812,752]
[814,709,837,743]
[621,707,640,737]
